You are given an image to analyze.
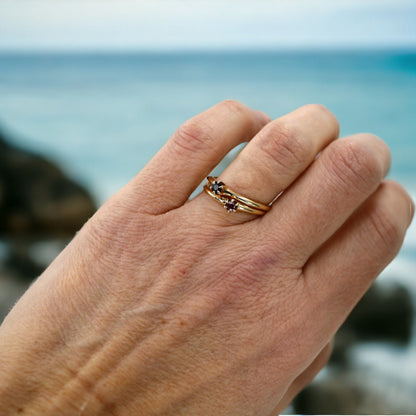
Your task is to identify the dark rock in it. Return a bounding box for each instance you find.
[331,282,414,365]
[296,282,415,413]
[0,129,97,237]
[294,368,416,414]
[4,240,45,280]
[347,283,413,342]
[0,127,97,288]
[0,270,30,321]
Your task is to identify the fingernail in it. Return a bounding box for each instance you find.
[254,110,272,125]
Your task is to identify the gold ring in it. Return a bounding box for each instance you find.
[204,176,271,215]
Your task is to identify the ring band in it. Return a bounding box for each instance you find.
[204,176,271,215]
[206,176,271,212]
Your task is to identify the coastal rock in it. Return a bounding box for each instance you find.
[0,127,97,320]
[294,282,415,413]
[0,269,29,321]
[331,282,413,364]
[0,127,97,289]
[0,129,96,237]
[346,283,413,342]
[293,368,416,414]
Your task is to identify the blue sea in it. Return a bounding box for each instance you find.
[0,51,416,397]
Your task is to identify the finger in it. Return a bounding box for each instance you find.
[125,100,270,214]
[302,180,413,341]
[261,133,391,265]
[272,341,332,415]
[192,104,339,225]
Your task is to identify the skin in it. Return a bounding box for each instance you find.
[0,101,413,415]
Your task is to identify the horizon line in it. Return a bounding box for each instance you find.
[0,46,415,55]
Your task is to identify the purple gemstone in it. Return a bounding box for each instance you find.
[224,199,238,212]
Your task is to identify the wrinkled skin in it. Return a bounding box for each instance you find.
[0,101,413,415]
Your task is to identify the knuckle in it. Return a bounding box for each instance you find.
[82,210,149,256]
[220,99,248,116]
[366,180,411,250]
[79,216,126,265]
[172,120,212,155]
[303,103,332,117]
[218,243,273,295]
[220,99,260,139]
[368,202,404,250]
[223,242,298,297]
[327,137,383,192]
[260,121,309,169]
[303,103,340,136]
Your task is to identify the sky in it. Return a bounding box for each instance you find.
[0,0,415,51]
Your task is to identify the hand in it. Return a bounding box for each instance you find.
[0,101,413,415]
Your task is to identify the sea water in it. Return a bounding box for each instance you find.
[0,50,415,389]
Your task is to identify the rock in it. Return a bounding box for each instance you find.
[4,239,45,280]
[331,282,414,365]
[5,237,68,281]
[0,270,29,322]
[293,368,416,414]
[295,282,415,413]
[347,283,413,343]
[0,127,97,289]
[0,129,97,237]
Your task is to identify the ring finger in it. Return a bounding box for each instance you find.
[192,104,339,224]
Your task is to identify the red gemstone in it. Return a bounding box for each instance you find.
[225,199,238,212]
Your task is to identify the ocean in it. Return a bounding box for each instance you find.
[0,51,415,201]
[0,50,415,400]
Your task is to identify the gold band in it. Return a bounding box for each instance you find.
[203,176,271,216]
[206,176,270,212]
[203,185,267,215]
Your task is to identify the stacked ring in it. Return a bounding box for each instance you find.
[203,176,271,215]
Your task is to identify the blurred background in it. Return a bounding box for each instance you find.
[0,0,415,413]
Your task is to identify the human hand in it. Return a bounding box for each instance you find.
[0,101,413,415]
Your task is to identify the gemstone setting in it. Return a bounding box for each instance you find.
[211,180,224,195]
[224,198,238,212]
